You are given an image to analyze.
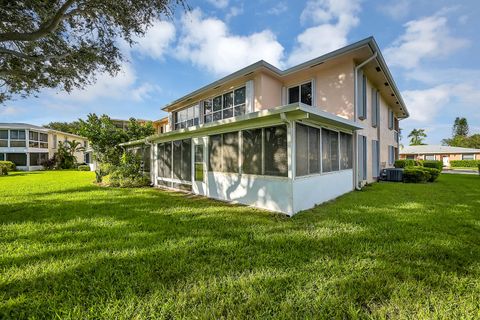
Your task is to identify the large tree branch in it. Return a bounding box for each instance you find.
[0,47,70,61]
[0,0,77,42]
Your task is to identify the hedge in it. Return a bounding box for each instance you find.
[394,159,419,168]
[77,165,90,171]
[0,161,16,172]
[450,160,480,168]
[423,160,443,171]
[403,166,440,183]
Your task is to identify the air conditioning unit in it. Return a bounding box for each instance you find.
[380,168,403,182]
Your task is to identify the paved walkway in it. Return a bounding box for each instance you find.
[443,169,479,175]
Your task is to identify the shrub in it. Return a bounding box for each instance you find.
[450,160,480,168]
[403,166,440,183]
[0,161,16,172]
[478,163,480,174]
[77,165,90,171]
[423,160,443,171]
[106,152,151,188]
[0,164,9,176]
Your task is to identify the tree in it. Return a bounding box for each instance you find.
[44,121,82,135]
[408,129,427,146]
[0,0,186,103]
[125,118,155,141]
[452,117,469,137]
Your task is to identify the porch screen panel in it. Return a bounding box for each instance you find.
[222,132,239,173]
[340,132,353,169]
[242,128,262,175]
[164,142,172,178]
[208,134,222,172]
[322,129,339,172]
[264,125,288,176]
[143,146,151,173]
[157,143,165,177]
[6,153,27,166]
[295,123,309,176]
[308,126,320,173]
[173,140,182,180]
[181,139,192,181]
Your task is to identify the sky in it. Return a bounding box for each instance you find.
[1,0,480,145]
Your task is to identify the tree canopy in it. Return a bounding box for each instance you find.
[442,117,480,149]
[452,117,469,137]
[44,121,82,135]
[0,0,186,103]
[408,128,427,146]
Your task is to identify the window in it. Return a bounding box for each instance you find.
[85,152,91,164]
[295,123,320,176]
[29,131,48,148]
[204,87,246,124]
[340,132,353,170]
[52,135,57,149]
[208,132,239,173]
[288,82,312,106]
[6,153,27,166]
[0,130,7,147]
[157,142,172,179]
[358,135,367,180]
[406,155,415,160]
[242,128,262,175]
[358,74,367,120]
[172,139,191,181]
[462,154,475,160]
[322,128,339,173]
[371,88,379,127]
[425,154,436,161]
[174,104,200,130]
[9,130,26,147]
[194,145,204,181]
[30,153,48,166]
[372,140,380,178]
[0,154,4,161]
[264,125,288,176]
[388,146,396,165]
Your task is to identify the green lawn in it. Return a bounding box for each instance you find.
[1,171,479,319]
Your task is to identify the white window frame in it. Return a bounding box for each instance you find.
[203,85,247,124]
[287,81,313,106]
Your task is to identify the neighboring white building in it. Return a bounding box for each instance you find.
[122,37,409,216]
[0,123,88,171]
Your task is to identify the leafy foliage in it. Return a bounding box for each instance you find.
[450,160,480,168]
[403,166,440,183]
[442,117,480,148]
[108,152,151,187]
[0,160,16,172]
[408,128,427,146]
[422,160,443,171]
[0,0,186,103]
[394,159,418,168]
[44,121,82,135]
[77,164,90,171]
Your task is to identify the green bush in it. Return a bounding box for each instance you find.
[77,165,90,171]
[478,163,480,174]
[107,152,151,188]
[403,166,440,183]
[450,160,480,168]
[0,161,16,172]
[0,164,8,176]
[423,160,443,171]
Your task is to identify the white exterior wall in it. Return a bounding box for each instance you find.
[292,170,354,213]
[205,172,293,214]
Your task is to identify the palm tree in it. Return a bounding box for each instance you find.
[408,129,427,146]
[65,140,85,157]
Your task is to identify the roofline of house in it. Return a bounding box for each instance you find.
[161,36,409,118]
[121,102,364,147]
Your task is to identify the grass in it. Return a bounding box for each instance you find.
[1,171,479,319]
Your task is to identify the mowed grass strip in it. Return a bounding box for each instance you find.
[0,171,479,319]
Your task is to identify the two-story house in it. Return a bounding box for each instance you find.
[122,37,409,215]
[0,123,88,171]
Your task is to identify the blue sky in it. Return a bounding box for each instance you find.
[2,0,479,144]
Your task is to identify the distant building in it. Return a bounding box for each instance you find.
[0,123,88,171]
[400,145,480,167]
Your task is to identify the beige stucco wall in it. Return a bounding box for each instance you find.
[49,132,87,163]
[254,72,283,111]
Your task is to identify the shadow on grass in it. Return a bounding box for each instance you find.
[0,173,479,318]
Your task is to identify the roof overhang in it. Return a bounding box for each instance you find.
[121,103,363,147]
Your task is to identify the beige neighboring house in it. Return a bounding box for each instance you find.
[0,123,88,171]
[153,117,169,134]
[400,145,480,167]
[122,37,408,215]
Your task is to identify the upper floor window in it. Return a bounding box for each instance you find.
[29,131,48,148]
[388,110,394,130]
[174,104,200,130]
[288,82,312,106]
[0,130,7,147]
[204,86,246,124]
[10,130,26,147]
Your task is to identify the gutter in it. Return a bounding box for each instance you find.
[353,52,377,191]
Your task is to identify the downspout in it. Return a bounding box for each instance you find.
[354,52,377,190]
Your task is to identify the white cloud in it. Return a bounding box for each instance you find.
[226,5,243,21]
[176,9,284,75]
[206,0,229,9]
[384,14,469,69]
[267,2,288,15]
[0,106,23,116]
[403,85,452,122]
[378,0,411,20]
[287,0,361,66]
[131,83,162,102]
[133,20,176,60]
